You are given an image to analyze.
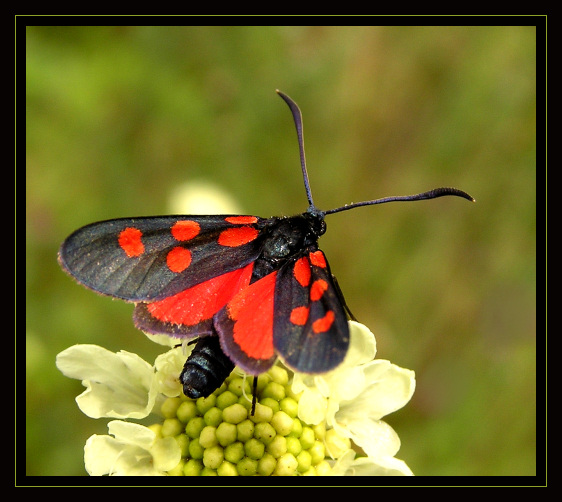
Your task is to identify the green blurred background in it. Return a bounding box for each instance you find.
[25,26,536,477]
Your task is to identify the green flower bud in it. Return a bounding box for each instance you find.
[279,397,298,418]
[262,381,285,401]
[266,435,287,458]
[244,438,265,460]
[177,400,198,423]
[274,453,298,476]
[161,397,182,418]
[250,403,273,423]
[271,410,293,436]
[228,377,252,397]
[188,437,204,460]
[174,434,190,457]
[199,425,218,448]
[236,419,254,442]
[268,365,289,386]
[161,418,183,437]
[253,422,276,445]
[224,442,245,463]
[196,394,216,415]
[312,422,326,441]
[296,450,312,473]
[217,461,238,476]
[183,459,203,476]
[167,458,185,476]
[308,441,325,465]
[286,436,302,457]
[237,457,258,476]
[216,422,237,447]
[315,460,332,476]
[299,426,315,449]
[216,390,238,409]
[203,407,222,427]
[257,452,276,476]
[185,416,205,439]
[203,445,224,469]
[259,397,280,413]
[288,418,303,438]
[201,467,218,476]
[222,403,248,424]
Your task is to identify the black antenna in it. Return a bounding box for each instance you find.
[276,90,475,214]
[324,187,475,215]
[276,90,315,208]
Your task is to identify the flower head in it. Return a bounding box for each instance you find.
[56,321,415,476]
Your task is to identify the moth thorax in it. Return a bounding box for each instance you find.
[262,217,315,261]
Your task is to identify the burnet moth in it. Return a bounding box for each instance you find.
[58,90,474,402]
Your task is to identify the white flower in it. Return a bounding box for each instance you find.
[167,180,242,215]
[292,321,416,476]
[56,321,415,476]
[84,420,181,476]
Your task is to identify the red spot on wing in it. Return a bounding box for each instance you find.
[293,257,311,287]
[118,227,145,257]
[171,220,200,241]
[147,263,253,325]
[218,226,259,247]
[309,250,327,268]
[312,310,335,333]
[310,279,328,301]
[228,272,277,360]
[290,306,309,326]
[225,216,258,224]
[166,247,192,273]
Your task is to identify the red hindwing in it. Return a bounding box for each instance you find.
[214,271,278,375]
[214,249,349,375]
[133,262,254,337]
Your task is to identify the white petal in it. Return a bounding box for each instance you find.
[344,321,377,366]
[338,360,415,421]
[367,456,414,476]
[329,449,357,476]
[107,420,156,449]
[297,388,328,425]
[333,416,402,459]
[291,372,316,395]
[324,429,351,459]
[154,347,186,398]
[322,365,366,402]
[56,345,156,419]
[308,321,375,401]
[152,437,182,472]
[335,453,414,476]
[84,421,181,476]
[143,332,180,347]
[84,434,124,476]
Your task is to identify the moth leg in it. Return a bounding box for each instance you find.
[251,377,258,416]
[332,274,358,322]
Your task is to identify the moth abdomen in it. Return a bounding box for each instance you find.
[180,336,235,399]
